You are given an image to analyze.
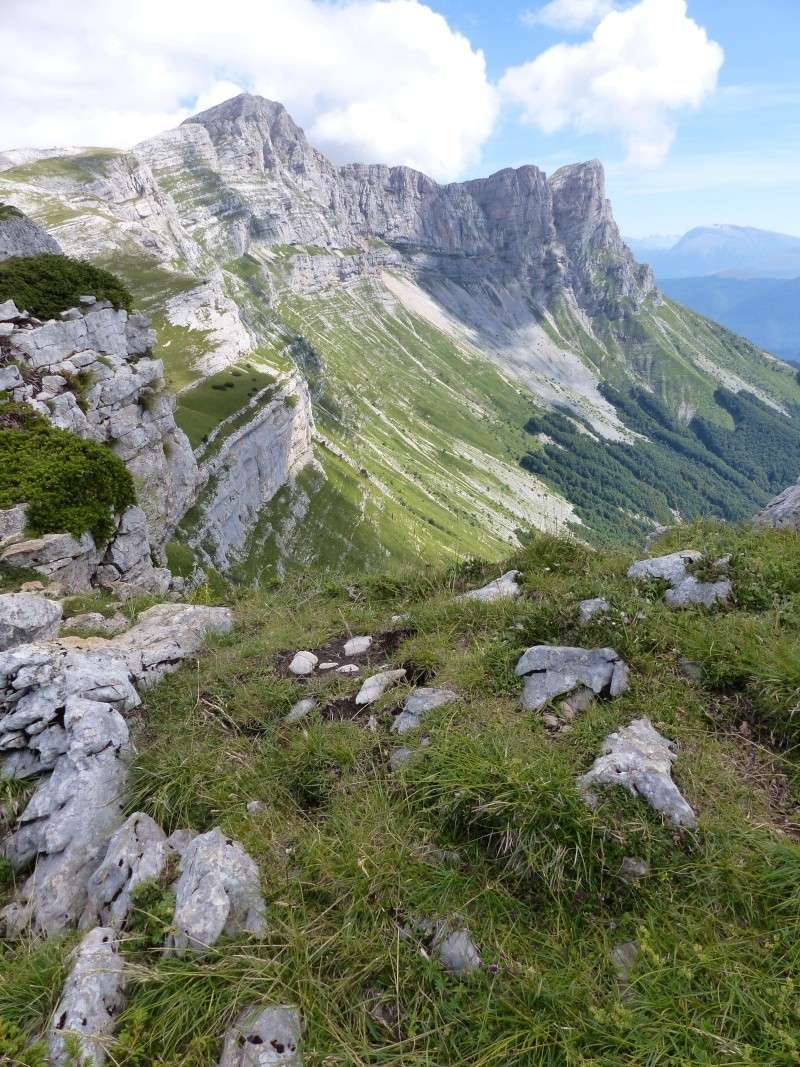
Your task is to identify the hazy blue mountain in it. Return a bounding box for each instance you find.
[629,224,800,280]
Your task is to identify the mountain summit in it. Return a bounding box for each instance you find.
[1,94,798,575]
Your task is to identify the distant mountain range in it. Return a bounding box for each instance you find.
[627,225,800,366]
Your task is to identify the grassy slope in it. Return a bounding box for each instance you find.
[237,280,572,580]
[3,522,799,1065]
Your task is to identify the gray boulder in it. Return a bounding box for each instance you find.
[289,651,317,676]
[81,812,173,930]
[515,646,629,711]
[167,828,266,956]
[343,635,372,656]
[285,697,316,724]
[755,478,800,531]
[391,687,458,735]
[664,576,732,609]
[0,210,61,262]
[0,593,62,650]
[218,1004,303,1066]
[1,696,132,936]
[47,926,126,1067]
[0,531,99,592]
[627,551,701,584]
[577,717,697,829]
[458,570,521,603]
[355,668,406,706]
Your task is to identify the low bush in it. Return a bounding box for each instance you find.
[0,253,132,319]
[0,401,135,542]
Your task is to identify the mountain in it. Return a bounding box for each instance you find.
[630,224,800,279]
[1,93,799,576]
[659,274,800,365]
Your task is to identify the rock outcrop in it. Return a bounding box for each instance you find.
[218,1004,303,1067]
[48,926,127,1067]
[755,478,800,531]
[0,592,61,649]
[578,718,697,829]
[0,206,61,260]
[628,551,732,610]
[514,646,629,712]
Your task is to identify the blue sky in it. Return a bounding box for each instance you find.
[432,0,800,237]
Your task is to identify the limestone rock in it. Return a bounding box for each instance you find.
[0,593,62,650]
[458,570,521,603]
[755,478,800,531]
[2,696,133,936]
[289,651,318,676]
[577,717,697,829]
[611,940,639,982]
[81,812,172,930]
[404,915,481,975]
[47,926,126,1067]
[355,668,406,705]
[620,856,650,883]
[285,698,315,724]
[664,576,732,609]
[0,531,99,592]
[0,503,26,541]
[167,828,266,956]
[336,663,359,675]
[343,635,372,656]
[64,611,128,635]
[217,1004,303,1066]
[391,687,458,735]
[0,208,61,261]
[578,597,610,624]
[627,551,702,585]
[515,646,628,711]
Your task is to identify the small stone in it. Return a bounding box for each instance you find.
[246,800,266,814]
[542,713,560,730]
[389,747,413,771]
[285,698,315,724]
[337,663,359,675]
[79,294,97,305]
[677,657,703,682]
[217,1004,302,1066]
[391,613,409,624]
[355,668,406,705]
[288,651,318,676]
[611,940,639,982]
[391,687,458,735]
[458,570,521,603]
[19,580,45,592]
[318,661,338,670]
[0,298,20,321]
[343,635,372,656]
[620,857,650,883]
[578,597,610,624]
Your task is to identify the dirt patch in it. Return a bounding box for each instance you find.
[275,628,411,677]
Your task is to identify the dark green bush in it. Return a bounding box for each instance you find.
[0,402,135,543]
[0,253,132,320]
[0,203,24,221]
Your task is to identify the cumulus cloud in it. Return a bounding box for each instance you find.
[0,0,497,180]
[503,0,723,166]
[522,0,621,32]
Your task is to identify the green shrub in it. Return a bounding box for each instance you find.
[0,402,135,543]
[0,253,132,320]
[0,203,24,221]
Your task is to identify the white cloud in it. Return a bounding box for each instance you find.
[0,0,497,181]
[522,0,621,31]
[503,0,723,166]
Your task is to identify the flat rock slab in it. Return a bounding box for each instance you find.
[515,646,629,711]
[167,827,266,956]
[458,570,521,603]
[391,687,458,735]
[218,1004,303,1066]
[0,592,62,650]
[48,926,127,1067]
[628,551,731,610]
[355,668,406,706]
[578,717,697,829]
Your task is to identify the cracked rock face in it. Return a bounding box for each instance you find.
[167,827,266,956]
[48,926,127,1067]
[514,646,629,712]
[2,696,132,936]
[218,1004,303,1066]
[81,812,174,930]
[577,717,697,829]
[391,687,458,735]
[458,570,521,603]
[0,593,62,650]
